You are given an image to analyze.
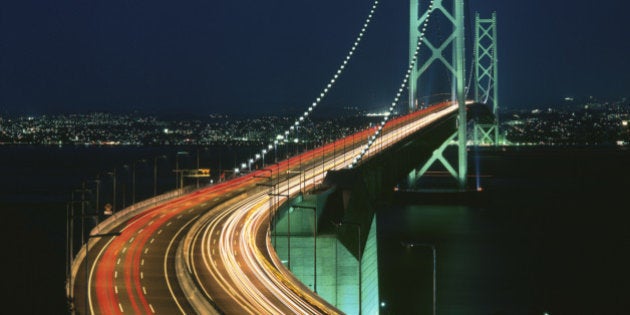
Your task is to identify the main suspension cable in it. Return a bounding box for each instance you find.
[235,0,382,174]
[349,1,436,169]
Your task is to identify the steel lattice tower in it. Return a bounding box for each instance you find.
[473,12,500,145]
[408,0,467,189]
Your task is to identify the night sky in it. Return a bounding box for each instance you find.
[1,0,628,116]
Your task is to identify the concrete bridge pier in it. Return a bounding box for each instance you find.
[272,194,380,315]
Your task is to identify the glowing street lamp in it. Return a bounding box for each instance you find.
[261,149,267,166]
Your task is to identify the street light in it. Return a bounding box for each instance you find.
[106,169,117,212]
[121,164,130,209]
[175,151,189,189]
[132,159,146,204]
[292,204,317,293]
[335,220,362,315]
[402,242,437,315]
[85,231,121,315]
[71,182,92,245]
[66,200,81,282]
[90,176,101,218]
[261,149,267,167]
[153,155,167,196]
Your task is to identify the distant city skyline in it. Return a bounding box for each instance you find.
[2,98,627,147]
[1,0,628,116]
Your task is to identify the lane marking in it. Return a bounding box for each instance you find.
[141,259,145,266]
[164,214,199,315]
[128,237,135,243]
[158,230,163,235]
[144,248,149,254]
[143,286,147,295]
[149,304,156,314]
[150,238,155,244]
[115,271,118,279]
[118,303,124,312]
[115,285,118,294]
[117,258,121,265]
[141,272,144,279]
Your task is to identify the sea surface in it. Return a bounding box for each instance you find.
[1,145,629,314]
[0,144,254,314]
[378,147,630,314]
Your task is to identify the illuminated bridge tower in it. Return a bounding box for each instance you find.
[473,12,500,145]
[408,0,467,189]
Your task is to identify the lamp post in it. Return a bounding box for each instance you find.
[196,148,201,188]
[153,155,167,196]
[106,169,117,212]
[72,183,92,245]
[66,200,80,283]
[402,242,437,315]
[336,220,362,314]
[132,159,146,204]
[121,165,129,209]
[85,231,121,315]
[292,205,317,293]
[175,151,189,189]
[66,202,72,284]
[91,176,100,218]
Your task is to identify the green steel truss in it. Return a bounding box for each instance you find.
[408,0,467,189]
[473,12,500,145]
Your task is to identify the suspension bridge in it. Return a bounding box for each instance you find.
[67,0,500,314]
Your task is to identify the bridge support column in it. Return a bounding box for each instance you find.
[408,130,467,189]
[272,195,380,315]
[473,12,500,146]
[408,0,467,190]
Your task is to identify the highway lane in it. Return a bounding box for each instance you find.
[71,102,457,314]
[73,175,261,314]
[184,102,458,314]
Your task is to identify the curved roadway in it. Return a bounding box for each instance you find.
[70,102,456,314]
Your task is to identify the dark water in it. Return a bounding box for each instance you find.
[2,146,629,314]
[378,147,630,314]
[0,144,256,314]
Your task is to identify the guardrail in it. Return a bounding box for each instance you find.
[175,236,223,314]
[66,185,198,310]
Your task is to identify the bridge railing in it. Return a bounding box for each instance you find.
[67,184,198,304]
